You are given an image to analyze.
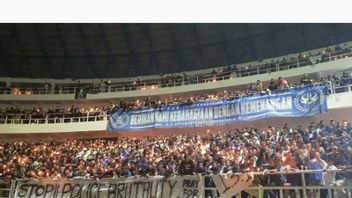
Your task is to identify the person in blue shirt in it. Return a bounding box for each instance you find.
[308,152,328,198]
[118,166,132,178]
[248,83,257,92]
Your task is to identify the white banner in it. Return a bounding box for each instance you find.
[14,174,253,198]
[211,173,253,197]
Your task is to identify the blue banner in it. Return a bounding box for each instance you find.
[108,85,328,131]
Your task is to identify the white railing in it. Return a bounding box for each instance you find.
[244,170,352,198]
[202,169,352,198]
[0,114,107,125]
[331,83,352,94]
[1,48,352,96]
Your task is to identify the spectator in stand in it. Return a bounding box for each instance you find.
[340,72,351,86]
[256,80,264,93]
[322,158,338,198]
[327,146,343,166]
[283,151,301,198]
[119,166,132,178]
[1,119,352,188]
[268,79,277,92]
[179,155,196,175]
[219,160,233,174]
[298,53,305,62]
[266,159,287,197]
[301,73,313,85]
[156,162,167,176]
[248,83,257,92]
[325,46,332,53]
[340,158,352,190]
[144,163,157,177]
[343,43,352,53]
[263,160,279,197]
[277,77,289,91]
[308,152,328,197]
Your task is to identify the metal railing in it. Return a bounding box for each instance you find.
[1,48,352,96]
[204,169,352,198]
[331,83,352,94]
[246,169,352,198]
[0,188,10,198]
[0,179,14,198]
[0,114,107,125]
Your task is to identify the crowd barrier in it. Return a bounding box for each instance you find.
[0,47,351,95]
[2,169,352,198]
[332,83,352,94]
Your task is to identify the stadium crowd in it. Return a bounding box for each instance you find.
[1,120,352,196]
[0,74,335,123]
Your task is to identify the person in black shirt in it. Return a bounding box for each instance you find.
[179,155,196,175]
[209,161,221,174]
[195,162,207,175]
[327,146,343,165]
[268,79,277,92]
[263,160,282,198]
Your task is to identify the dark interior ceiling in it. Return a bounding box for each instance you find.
[0,23,351,79]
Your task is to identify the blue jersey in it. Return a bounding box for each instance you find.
[308,159,327,182]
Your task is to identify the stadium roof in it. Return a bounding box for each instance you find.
[0,23,352,79]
